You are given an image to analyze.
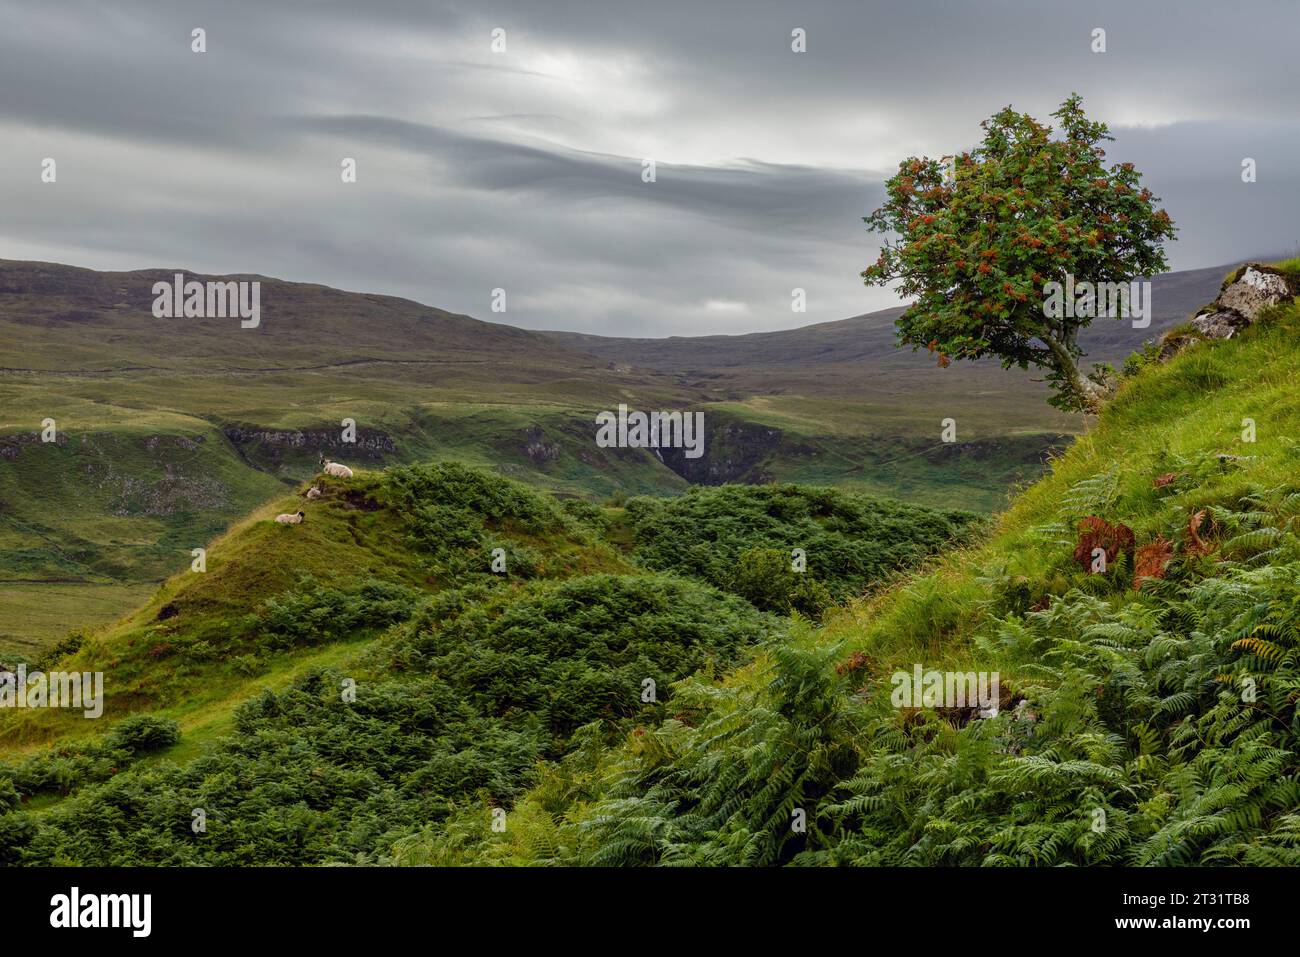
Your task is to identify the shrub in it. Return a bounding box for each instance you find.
[106,715,180,755]
[34,631,86,671]
[731,547,800,613]
[182,639,219,662]
[626,484,979,610]
[385,462,569,540]
[0,776,20,812]
[255,576,422,649]
[558,497,606,531]
[230,655,264,677]
[2,574,777,865]
[394,574,778,749]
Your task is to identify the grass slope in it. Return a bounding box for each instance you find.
[0,462,631,752]
[391,259,1300,866]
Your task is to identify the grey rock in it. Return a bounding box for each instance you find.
[1218,265,1295,321]
[1190,310,1247,339]
[1156,331,1198,362]
[521,426,560,463]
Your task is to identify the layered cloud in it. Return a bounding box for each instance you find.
[0,0,1296,335]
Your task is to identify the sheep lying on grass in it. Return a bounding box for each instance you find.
[319,455,353,479]
[275,510,305,525]
[305,485,322,499]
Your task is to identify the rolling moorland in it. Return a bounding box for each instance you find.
[3,257,1300,865]
[0,259,1224,653]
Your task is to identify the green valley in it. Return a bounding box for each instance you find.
[0,259,1223,653]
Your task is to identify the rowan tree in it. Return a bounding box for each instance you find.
[862,94,1176,412]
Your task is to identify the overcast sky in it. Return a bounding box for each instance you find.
[1,0,1297,336]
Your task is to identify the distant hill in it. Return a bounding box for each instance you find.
[0,259,607,380]
[541,263,1227,374]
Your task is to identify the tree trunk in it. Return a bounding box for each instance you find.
[1042,334,1105,413]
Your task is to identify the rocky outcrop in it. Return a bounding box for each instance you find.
[1217,265,1296,321]
[110,473,229,516]
[0,432,67,459]
[1189,310,1247,339]
[223,426,396,458]
[1156,262,1297,360]
[521,426,561,463]
[1189,264,1296,341]
[923,433,1069,467]
[145,434,203,452]
[1156,330,1199,362]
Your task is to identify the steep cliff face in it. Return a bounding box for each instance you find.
[653,412,1067,513]
[658,418,783,485]
[222,426,398,477]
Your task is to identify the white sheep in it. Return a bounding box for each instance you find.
[275,510,305,525]
[319,455,353,479]
[305,485,322,499]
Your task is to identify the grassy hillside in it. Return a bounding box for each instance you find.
[0,462,630,749]
[369,257,1300,866]
[0,462,971,864]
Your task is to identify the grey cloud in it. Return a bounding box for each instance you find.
[0,0,1297,336]
[288,114,879,234]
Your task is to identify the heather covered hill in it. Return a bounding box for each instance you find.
[0,463,970,864]
[0,259,595,377]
